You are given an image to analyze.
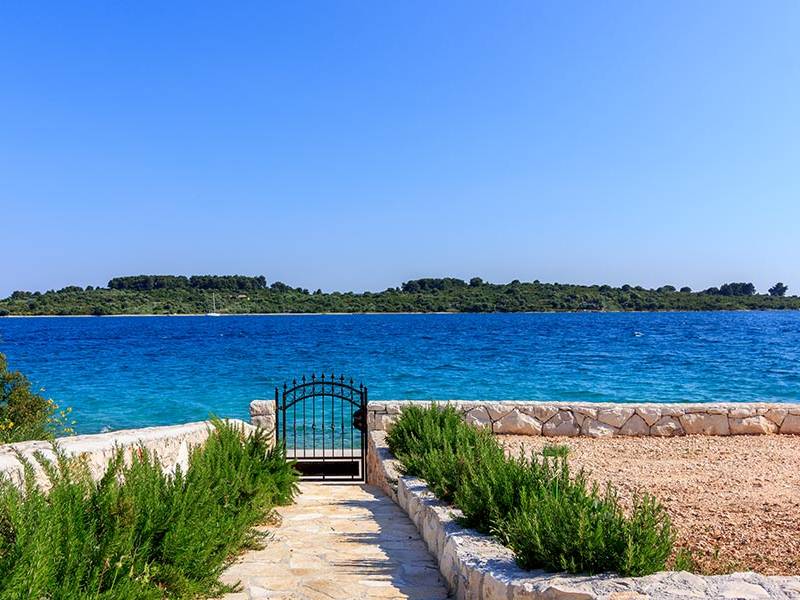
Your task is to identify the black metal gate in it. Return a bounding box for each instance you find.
[276,374,367,481]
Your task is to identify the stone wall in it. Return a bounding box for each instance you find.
[367,431,800,600]
[249,399,277,433]
[367,401,800,437]
[0,420,253,489]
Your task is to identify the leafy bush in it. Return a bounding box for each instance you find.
[0,420,299,598]
[500,474,674,576]
[0,353,74,443]
[388,404,674,576]
[386,404,482,501]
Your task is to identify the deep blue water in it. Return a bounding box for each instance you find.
[1,312,798,434]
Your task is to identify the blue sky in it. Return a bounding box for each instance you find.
[2,1,798,297]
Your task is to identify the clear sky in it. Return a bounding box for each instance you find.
[2,1,798,297]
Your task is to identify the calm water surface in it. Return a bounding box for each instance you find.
[1,312,798,434]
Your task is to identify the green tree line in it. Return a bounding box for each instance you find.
[0,276,797,316]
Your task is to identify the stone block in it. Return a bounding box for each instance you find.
[635,407,663,426]
[717,580,770,599]
[486,403,515,421]
[373,413,398,431]
[464,407,492,429]
[249,399,274,419]
[581,418,617,438]
[680,412,730,435]
[521,405,559,423]
[729,416,778,435]
[764,408,788,427]
[494,409,542,435]
[572,406,599,420]
[482,572,512,600]
[650,416,684,437]
[542,411,580,437]
[780,414,800,434]
[619,414,649,436]
[659,405,686,417]
[597,407,635,428]
[439,539,460,590]
[384,402,403,414]
[729,407,757,419]
[465,565,484,600]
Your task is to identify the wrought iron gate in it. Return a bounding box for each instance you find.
[276,374,367,481]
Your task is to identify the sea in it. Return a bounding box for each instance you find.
[1,312,798,434]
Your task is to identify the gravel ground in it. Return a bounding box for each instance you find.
[497,434,800,576]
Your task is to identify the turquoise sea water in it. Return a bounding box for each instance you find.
[1,312,798,434]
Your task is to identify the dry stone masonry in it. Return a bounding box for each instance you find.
[364,401,800,438]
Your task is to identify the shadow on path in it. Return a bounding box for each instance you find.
[220,482,451,600]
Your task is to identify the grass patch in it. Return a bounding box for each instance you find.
[387,404,674,577]
[0,419,299,599]
[541,443,569,458]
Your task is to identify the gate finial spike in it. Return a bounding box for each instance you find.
[320,372,324,382]
[311,373,315,381]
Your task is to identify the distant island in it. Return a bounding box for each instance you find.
[0,275,797,316]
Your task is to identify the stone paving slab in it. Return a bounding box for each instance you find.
[221,483,451,600]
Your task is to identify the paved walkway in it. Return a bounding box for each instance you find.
[221,483,451,600]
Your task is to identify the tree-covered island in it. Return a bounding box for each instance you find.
[0,275,797,316]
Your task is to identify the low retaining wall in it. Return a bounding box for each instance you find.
[366,401,800,437]
[0,420,252,489]
[367,431,800,600]
[250,399,800,438]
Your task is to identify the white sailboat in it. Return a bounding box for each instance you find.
[206,293,221,317]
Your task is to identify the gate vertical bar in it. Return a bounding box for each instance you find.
[320,373,326,481]
[362,385,368,481]
[281,383,287,451]
[274,386,279,444]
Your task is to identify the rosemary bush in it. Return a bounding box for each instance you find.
[387,404,673,576]
[0,420,298,599]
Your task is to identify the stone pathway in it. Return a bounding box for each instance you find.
[221,483,451,600]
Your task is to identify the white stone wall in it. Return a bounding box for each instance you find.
[367,401,800,437]
[0,420,253,490]
[249,399,277,433]
[367,431,800,600]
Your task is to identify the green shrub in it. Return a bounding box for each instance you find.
[387,403,481,501]
[388,404,674,577]
[0,353,74,443]
[454,442,547,537]
[0,419,299,599]
[499,473,673,576]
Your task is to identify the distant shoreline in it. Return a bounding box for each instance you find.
[2,308,799,318]
[3,276,798,315]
